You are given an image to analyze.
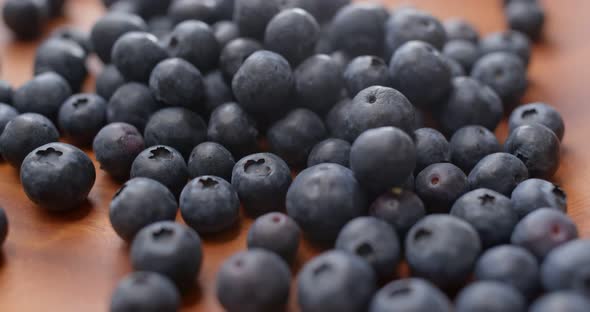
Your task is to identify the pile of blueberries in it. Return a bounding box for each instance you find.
[1,0,586,311]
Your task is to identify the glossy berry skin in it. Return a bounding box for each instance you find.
[370,189,425,238]
[247,212,301,264]
[505,124,560,179]
[385,8,446,59]
[143,107,207,160]
[110,272,180,312]
[212,21,239,48]
[232,50,294,121]
[111,32,167,83]
[442,39,479,72]
[0,80,13,104]
[450,125,501,173]
[329,3,388,57]
[287,163,367,243]
[130,221,202,291]
[13,72,72,121]
[390,41,451,109]
[0,208,7,246]
[471,52,527,107]
[90,12,147,63]
[93,123,145,181]
[480,31,531,66]
[167,0,216,25]
[343,56,391,98]
[530,292,590,312]
[265,8,320,67]
[149,58,204,111]
[58,94,107,145]
[468,152,529,196]
[335,217,401,279]
[405,214,481,288]
[203,70,233,113]
[109,178,177,241]
[233,0,280,40]
[414,128,450,174]
[416,163,468,213]
[216,249,291,312]
[450,188,519,248]
[207,103,259,158]
[20,143,95,212]
[443,18,479,44]
[0,113,59,168]
[511,178,567,218]
[107,83,161,132]
[165,21,220,73]
[294,54,344,115]
[298,250,377,312]
[2,0,48,40]
[95,65,126,101]
[232,153,292,216]
[180,176,239,234]
[475,245,539,298]
[541,239,590,295]
[34,38,88,92]
[219,38,262,84]
[267,109,326,168]
[511,208,578,260]
[509,102,564,141]
[506,1,545,41]
[0,104,18,136]
[369,278,452,312]
[188,142,235,181]
[455,281,526,312]
[50,26,92,55]
[307,138,351,168]
[351,127,416,195]
[130,145,188,198]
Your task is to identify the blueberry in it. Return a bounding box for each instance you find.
[455,281,526,312]
[90,12,147,63]
[167,0,217,25]
[316,0,350,23]
[335,217,401,279]
[130,145,189,197]
[0,208,8,246]
[405,214,481,288]
[297,250,377,312]
[475,245,539,298]
[294,54,344,115]
[416,163,468,213]
[93,122,145,180]
[233,0,281,40]
[216,249,291,312]
[414,128,451,174]
[130,221,202,290]
[20,143,95,212]
[442,40,479,72]
[541,239,590,295]
[58,94,107,145]
[2,0,48,40]
[504,124,560,179]
[325,98,353,140]
[34,38,88,91]
[468,152,529,196]
[287,163,367,243]
[329,3,388,57]
[207,102,259,158]
[188,142,235,181]
[267,109,327,167]
[203,70,234,113]
[506,1,545,40]
[165,20,220,73]
[219,38,263,84]
[450,125,501,173]
[213,0,235,21]
[147,16,174,39]
[385,8,447,58]
[50,26,93,55]
[343,55,391,98]
[0,80,13,105]
[351,127,416,195]
[212,21,239,48]
[95,65,126,101]
[530,292,590,312]
[111,32,168,83]
[0,113,59,168]
[107,82,161,132]
[471,52,527,107]
[479,31,532,66]
[441,55,466,78]
[511,178,567,218]
[110,272,180,312]
[369,278,452,312]
[509,102,565,141]
[330,50,353,70]
[307,138,351,168]
[232,153,292,216]
[370,188,425,238]
[132,0,172,20]
[110,178,177,241]
[443,18,479,43]
[149,58,205,112]
[0,104,18,136]
[511,208,578,259]
[13,72,72,121]
[390,41,451,109]
[450,188,518,247]
[247,212,300,264]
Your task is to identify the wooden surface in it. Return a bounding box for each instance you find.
[0,0,589,311]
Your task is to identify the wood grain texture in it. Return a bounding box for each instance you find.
[0,0,589,311]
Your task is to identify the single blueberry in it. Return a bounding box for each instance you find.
[107,82,161,132]
[443,18,479,43]
[541,239,590,295]
[343,55,391,98]
[385,8,447,58]
[0,104,18,136]
[449,125,501,173]
[111,32,168,83]
[329,3,388,57]
[505,1,545,41]
[207,102,259,158]
[247,212,301,264]
[34,38,88,91]
[149,58,205,111]
[414,128,451,174]
[442,39,479,72]
[188,142,235,181]
[468,152,529,196]
[504,124,561,179]
[58,93,107,145]
[95,65,126,101]
[165,20,220,73]
[13,72,72,121]
[294,54,344,115]
[212,21,240,48]
[480,30,532,66]
[415,163,468,213]
[369,278,452,312]
[370,188,425,238]
[455,281,526,312]
[471,52,527,107]
[93,122,145,181]
[110,272,180,312]
[529,292,590,312]
[233,0,281,40]
[2,0,48,40]
[511,178,567,218]
[307,138,351,168]
[130,145,189,198]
